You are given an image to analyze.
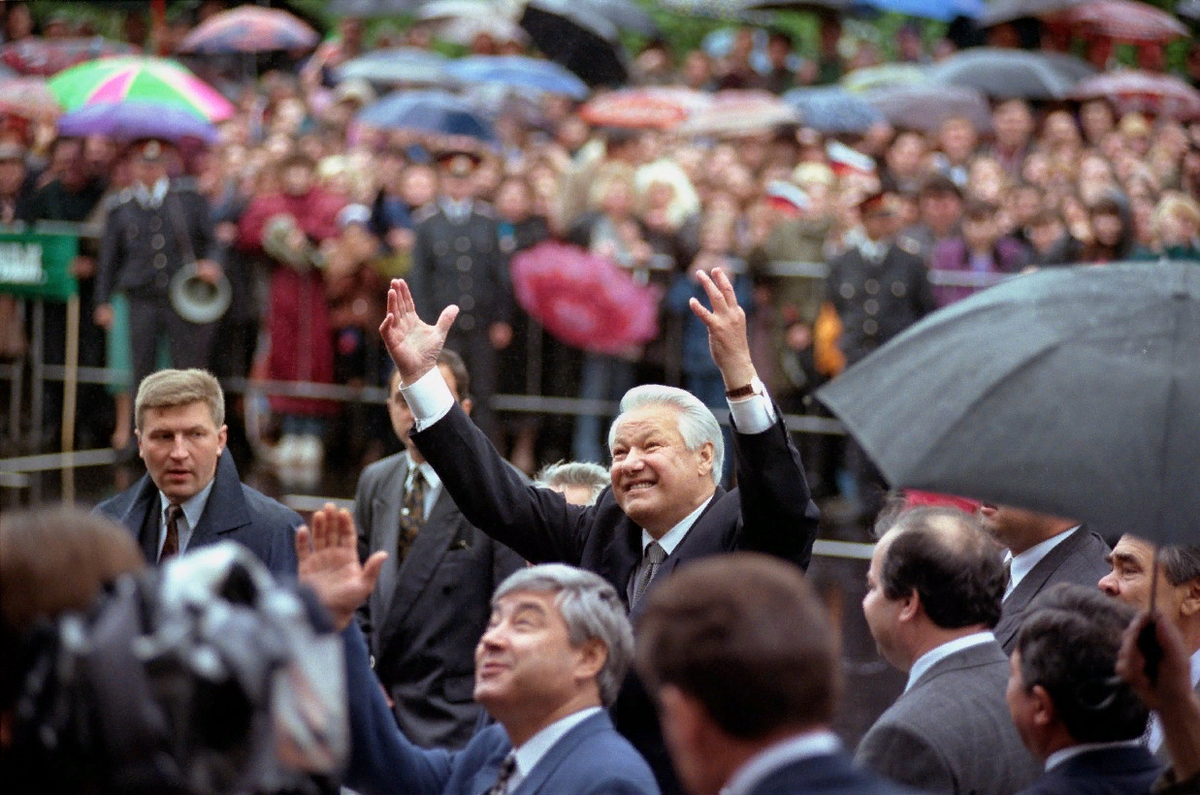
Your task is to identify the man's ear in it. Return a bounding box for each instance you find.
[1178,577,1200,618]
[460,397,473,417]
[1030,685,1057,728]
[696,440,714,476]
[898,590,921,623]
[217,424,228,455]
[574,637,607,684]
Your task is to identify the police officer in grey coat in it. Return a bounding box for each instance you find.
[95,139,223,407]
[407,149,512,440]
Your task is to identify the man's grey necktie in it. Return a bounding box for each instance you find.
[486,751,517,795]
[630,541,667,607]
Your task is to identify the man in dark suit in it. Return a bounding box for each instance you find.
[637,553,914,795]
[354,350,524,749]
[293,511,659,795]
[379,267,819,793]
[95,369,299,579]
[407,148,513,440]
[857,506,1041,794]
[1007,585,1161,794]
[979,504,1111,652]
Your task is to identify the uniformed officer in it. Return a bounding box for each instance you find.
[407,148,512,440]
[95,140,222,409]
[827,190,936,520]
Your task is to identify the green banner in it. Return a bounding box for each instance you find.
[0,225,79,302]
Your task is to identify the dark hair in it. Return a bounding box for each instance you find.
[1161,544,1200,587]
[1015,584,1146,743]
[635,553,838,740]
[962,200,997,223]
[919,174,963,200]
[437,348,470,401]
[876,506,1005,629]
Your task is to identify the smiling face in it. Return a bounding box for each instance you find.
[608,405,715,537]
[137,401,227,503]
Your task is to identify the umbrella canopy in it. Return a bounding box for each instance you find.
[740,0,854,11]
[783,86,884,134]
[0,77,60,119]
[862,82,992,132]
[436,16,530,46]
[928,48,1096,100]
[854,0,985,21]
[0,37,139,77]
[48,56,234,122]
[336,48,458,88]
[840,63,929,93]
[1180,0,1200,24]
[1071,70,1200,121]
[328,0,424,17]
[1057,0,1188,44]
[511,241,659,355]
[417,0,505,21]
[519,1,629,87]
[580,87,712,129]
[447,55,588,99]
[357,90,497,143]
[981,0,1084,26]
[676,89,800,137]
[56,101,216,143]
[178,6,320,54]
[816,261,1200,546]
[526,0,659,37]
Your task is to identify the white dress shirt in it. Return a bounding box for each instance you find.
[1004,527,1078,600]
[156,477,216,558]
[905,631,995,692]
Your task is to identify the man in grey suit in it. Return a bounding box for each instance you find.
[857,506,1041,794]
[980,504,1111,652]
[354,349,525,749]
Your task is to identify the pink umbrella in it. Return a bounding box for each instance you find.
[1072,70,1200,121]
[178,6,319,54]
[580,87,711,130]
[511,241,660,355]
[1057,0,1188,43]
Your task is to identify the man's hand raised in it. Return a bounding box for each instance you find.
[296,503,386,631]
[688,267,758,392]
[379,279,458,385]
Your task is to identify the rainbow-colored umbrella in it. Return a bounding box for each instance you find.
[48,56,234,122]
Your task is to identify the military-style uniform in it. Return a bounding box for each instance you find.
[407,198,512,438]
[826,236,936,367]
[96,178,219,392]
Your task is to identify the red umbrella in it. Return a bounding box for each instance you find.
[511,241,660,355]
[1072,70,1200,121]
[0,37,139,77]
[1056,0,1188,43]
[580,87,711,130]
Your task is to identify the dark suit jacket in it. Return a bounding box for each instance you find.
[411,400,819,792]
[994,527,1112,652]
[1015,745,1162,795]
[95,449,299,580]
[354,451,525,750]
[747,752,917,795]
[341,623,659,795]
[855,640,1042,794]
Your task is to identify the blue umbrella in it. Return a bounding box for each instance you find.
[853,0,985,20]
[357,90,497,143]
[336,48,458,88]
[447,55,588,99]
[783,86,885,135]
[56,101,217,142]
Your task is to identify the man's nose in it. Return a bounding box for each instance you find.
[170,435,189,458]
[1097,571,1117,595]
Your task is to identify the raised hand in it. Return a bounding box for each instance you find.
[296,503,387,631]
[379,279,459,385]
[688,267,758,391]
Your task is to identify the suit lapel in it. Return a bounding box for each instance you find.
[999,528,1089,645]
[189,450,251,549]
[627,489,727,620]
[512,712,606,795]
[372,456,408,614]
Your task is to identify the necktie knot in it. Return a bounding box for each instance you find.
[646,541,666,566]
[630,541,667,607]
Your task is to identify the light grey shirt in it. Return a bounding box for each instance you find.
[157,477,216,557]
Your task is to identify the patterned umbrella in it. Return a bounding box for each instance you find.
[0,36,139,77]
[0,77,60,119]
[783,86,884,134]
[178,6,320,54]
[49,56,234,122]
[447,55,588,99]
[841,63,929,93]
[511,241,659,355]
[1072,70,1200,121]
[581,87,712,129]
[56,101,217,142]
[1056,0,1188,43]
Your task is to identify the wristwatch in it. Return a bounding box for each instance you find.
[725,376,765,399]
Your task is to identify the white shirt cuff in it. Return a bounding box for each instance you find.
[727,390,776,435]
[399,367,455,431]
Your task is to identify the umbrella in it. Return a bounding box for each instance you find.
[928,48,1096,100]
[580,87,712,129]
[840,63,929,93]
[178,6,319,54]
[447,55,589,99]
[328,0,424,17]
[0,77,60,119]
[1057,0,1188,44]
[981,0,1084,26]
[417,0,508,21]
[816,261,1200,545]
[510,241,659,355]
[56,101,216,143]
[1071,70,1200,122]
[437,16,531,46]
[519,0,630,87]
[336,48,458,88]
[356,90,497,143]
[0,37,139,77]
[48,56,234,122]
[853,0,985,21]
[862,82,992,133]
[675,89,800,137]
[526,0,659,37]
[783,86,884,134]
[1180,0,1200,25]
[740,0,854,11]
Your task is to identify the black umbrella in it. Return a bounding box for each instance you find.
[928,47,1095,100]
[519,0,629,87]
[816,261,1200,546]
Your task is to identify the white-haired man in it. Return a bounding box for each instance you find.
[378,267,818,793]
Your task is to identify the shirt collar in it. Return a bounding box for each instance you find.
[136,177,169,208]
[158,476,217,538]
[409,459,442,491]
[641,495,713,557]
[1045,739,1143,771]
[905,631,995,692]
[511,706,602,782]
[1006,527,1078,598]
[721,730,842,795]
